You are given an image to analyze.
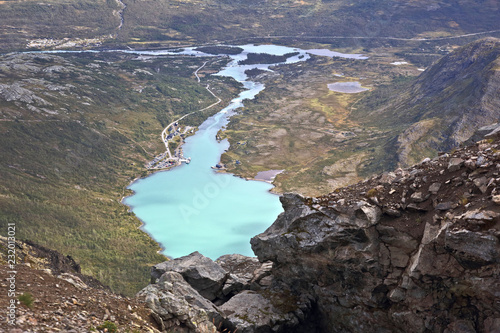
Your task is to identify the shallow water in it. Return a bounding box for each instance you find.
[254,170,284,182]
[327,81,370,93]
[306,48,368,59]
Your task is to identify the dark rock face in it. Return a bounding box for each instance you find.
[251,138,500,333]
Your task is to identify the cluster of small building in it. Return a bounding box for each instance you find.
[145,152,169,169]
[26,36,107,49]
[147,123,194,170]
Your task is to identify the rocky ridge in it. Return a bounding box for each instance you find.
[141,126,500,332]
[0,238,159,332]
[251,128,500,332]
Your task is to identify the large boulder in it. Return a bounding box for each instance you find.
[152,252,228,301]
[137,271,221,332]
[219,290,301,333]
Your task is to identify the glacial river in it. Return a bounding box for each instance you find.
[123,44,366,259]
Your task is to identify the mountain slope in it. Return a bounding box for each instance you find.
[0,51,239,295]
[356,37,500,168]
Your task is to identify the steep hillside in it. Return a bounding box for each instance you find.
[0,237,160,332]
[0,51,239,295]
[356,37,500,168]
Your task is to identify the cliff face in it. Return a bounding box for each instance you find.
[251,131,500,332]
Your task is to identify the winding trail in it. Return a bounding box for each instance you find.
[158,61,222,162]
[194,61,209,83]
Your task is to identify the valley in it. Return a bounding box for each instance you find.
[0,2,499,328]
[0,50,241,295]
[1,34,499,295]
[220,37,500,195]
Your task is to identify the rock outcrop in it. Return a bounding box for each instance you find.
[251,135,500,332]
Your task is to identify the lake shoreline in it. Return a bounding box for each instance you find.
[121,44,366,259]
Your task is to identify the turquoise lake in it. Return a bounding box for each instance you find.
[124,113,282,259]
[123,44,366,259]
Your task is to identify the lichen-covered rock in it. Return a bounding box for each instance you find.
[0,83,50,105]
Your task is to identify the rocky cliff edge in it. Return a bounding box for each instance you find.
[142,126,500,333]
[251,127,500,332]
